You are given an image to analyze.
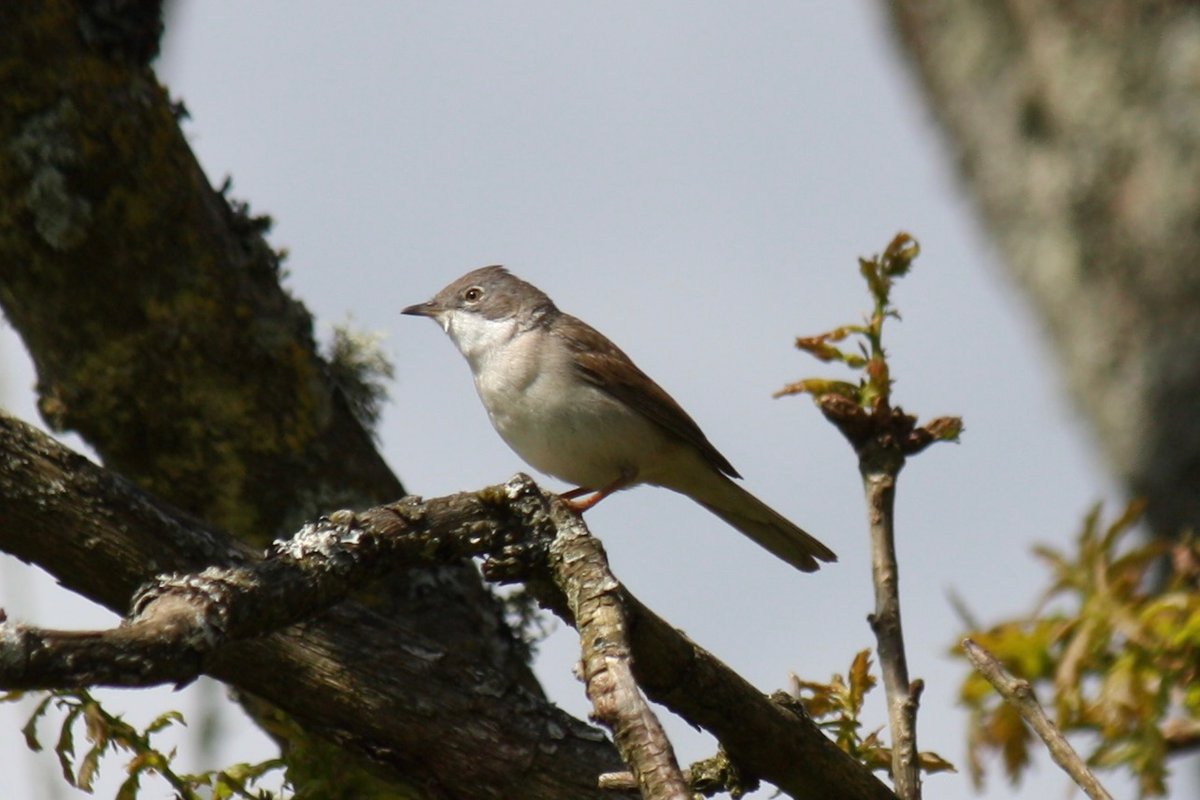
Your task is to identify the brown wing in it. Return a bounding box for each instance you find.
[553,313,742,479]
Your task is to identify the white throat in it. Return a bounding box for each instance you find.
[434,303,656,490]
[440,308,524,374]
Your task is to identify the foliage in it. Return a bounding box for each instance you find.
[2,688,286,799]
[790,650,955,778]
[499,584,556,660]
[326,320,395,437]
[775,231,961,449]
[955,502,1200,796]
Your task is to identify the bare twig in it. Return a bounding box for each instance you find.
[816,395,932,800]
[600,771,668,791]
[857,435,921,800]
[961,639,1114,800]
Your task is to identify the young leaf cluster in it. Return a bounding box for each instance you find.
[775,232,961,454]
[775,232,921,410]
[956,502,1200,796]
[2,688,286,800]
[790,650,955,778]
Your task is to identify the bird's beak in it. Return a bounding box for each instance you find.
[401,301,438,317]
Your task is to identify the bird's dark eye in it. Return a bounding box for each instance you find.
[463,287,483,303]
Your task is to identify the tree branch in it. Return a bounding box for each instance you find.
[962,639,1114,800]
[0,412,896,800]
[861,449,922,800]
[2,473,692,799]
[533,506,691,800]
[782,236,960,800]
[0,413,622,800]
[0,483,537,690]
[820,396,926,800]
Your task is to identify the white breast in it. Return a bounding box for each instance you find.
[441,310,668,489]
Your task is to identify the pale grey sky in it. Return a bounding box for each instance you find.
[5,3,1186,798]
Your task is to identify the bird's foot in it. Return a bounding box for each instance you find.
[559,475,631,512]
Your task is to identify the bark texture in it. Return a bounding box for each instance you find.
[886,1,1200,538]
[0,415,898,800]
[0,415,624,798]
[0,2,539,795]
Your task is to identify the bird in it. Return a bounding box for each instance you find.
[402,265,836,572]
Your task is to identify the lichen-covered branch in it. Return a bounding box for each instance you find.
[533,506,690,799]
[0,413,623,799]
[0,412,896,800]
[2,471,692,798]
[0,478,541,691]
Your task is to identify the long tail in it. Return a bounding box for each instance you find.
[692,475,836,572]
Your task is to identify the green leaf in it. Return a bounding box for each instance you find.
[77,743,102,792]
[917,750,957,774]
[20,693,55,752]
[958,672,996,706]
[81,696,110,752]
[774,378,859,400]
[55,703,83,786]
[925,416,963,442]
[146,709,186,734]
[115,772,141,800]
[993,703,1032,781]
[847,650,874,714]
[955,501,1198,794]
[880,232,919,278]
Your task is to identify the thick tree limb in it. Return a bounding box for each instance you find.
[0,413,621,800]
[2,471,692,799]
[0,487,533,690]
[0,413,896,800]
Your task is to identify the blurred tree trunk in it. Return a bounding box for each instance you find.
[885,1,1200,539]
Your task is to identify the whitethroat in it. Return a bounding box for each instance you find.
[402,266,835,572]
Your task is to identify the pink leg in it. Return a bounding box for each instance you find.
[561,475,632,512]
